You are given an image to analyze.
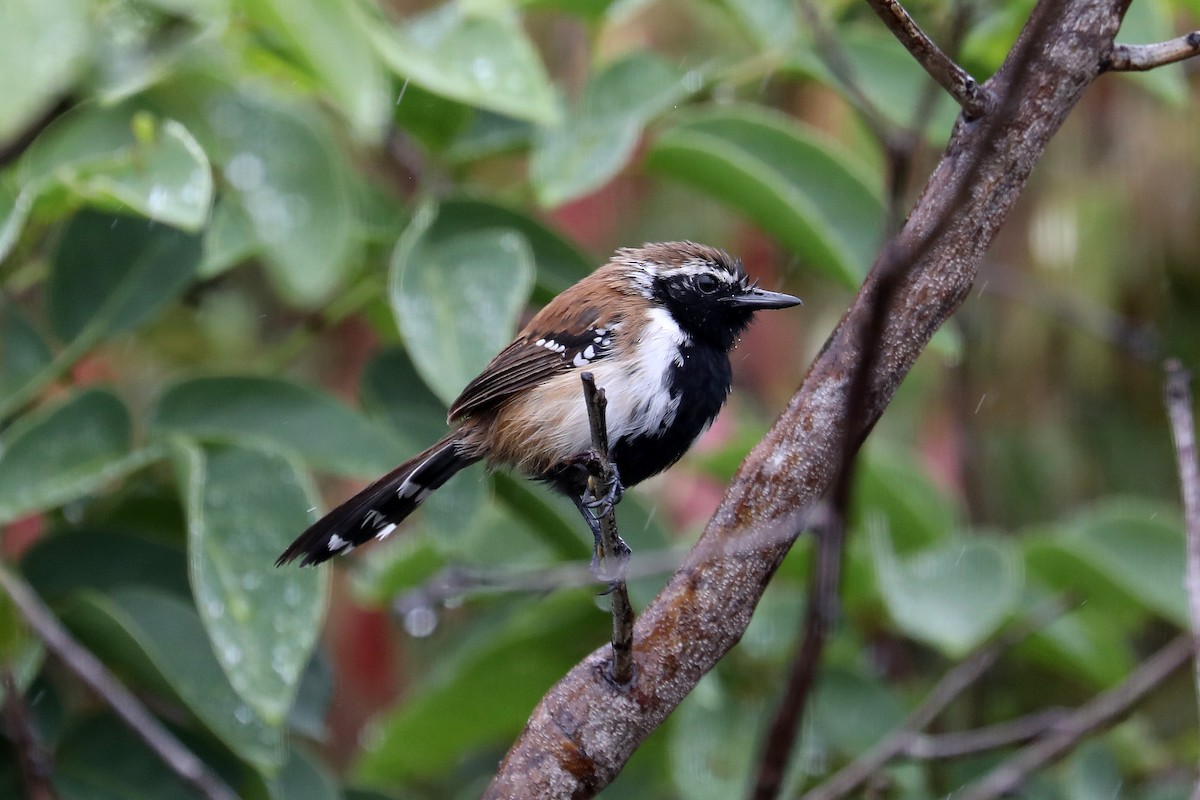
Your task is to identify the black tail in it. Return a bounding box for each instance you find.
[277,434,476,567]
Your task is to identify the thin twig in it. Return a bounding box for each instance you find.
[956,635,1192,800]
[2,669,57,800]
[864,0,991,118]
[794,0,896,148]
[1104,32,1200,71]
[1163,359,1200,795]
[750,507,842,800]
[580,373,635,686]
[801,600,1067,800]
[904,708,1071,760]
[0,563,238,800]
[392,549,685,619]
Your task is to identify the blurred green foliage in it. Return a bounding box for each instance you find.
[0,0,1198,797]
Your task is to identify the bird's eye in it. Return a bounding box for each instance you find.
[695,274,720,294]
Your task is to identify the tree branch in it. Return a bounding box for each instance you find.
[2,668,58,800]
[863,0,992,118]
[955,635,1192,800]
[0,564,238,800]
[904,708,1072,760]
[1104,32,1200,71]
[485,0,1129,794]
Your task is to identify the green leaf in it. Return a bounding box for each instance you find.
[243,0,389,141]
[717,0,799,49]
[812,667,906,755]
[354,592,605,782]
[369,5,560,126]
[669,673,769,800]
[177,442,327,727]
[19,105,213,231]
[1058,498,1187,626]
[854,447,958,551]
[424,197,592,299]
[175,90,356,305]
[1,304,52,400]
[0,0,88,144]
[152,376,408,477]
[390,207,536,405]
[531,53,694,207]
[48,209,203,343]
[359,346,447,453]
[871,525,1024,657]
[21,528,190,603]
[53,714,233,800]
[268,746,341,800]
[1114,0,1189,105]
[63,587,284,772]
[0,389,160,524]
[199,195,260,279]
[788,32,959,138]
[646,106,884,286]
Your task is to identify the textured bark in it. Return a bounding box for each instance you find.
[485,0,1129,795]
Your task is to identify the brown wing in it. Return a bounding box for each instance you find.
[447,326,616,421]
[448,264,634,422]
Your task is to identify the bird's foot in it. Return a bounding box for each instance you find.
[582,461,624,519]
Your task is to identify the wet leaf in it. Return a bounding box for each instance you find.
[0,0,88,144]
[153,375,408,477]
[354,592,604,782]
[243,0,389,141]
[63,587,284,772]
[177,442,327,727]
[872,525,1024,656]
[369,5,560,126]
[19,105,213,231]
[48,209,203,343]
[0,389,159,524]
[647,106,884,285]
[532,53,694,207]
[1,304,52,401]
[390,206,535,405]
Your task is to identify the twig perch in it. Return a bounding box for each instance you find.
[864,0,992,118]
[955,634,1191,800]
[1163,359,1200,780]
[0,563,238,800]
[580,372,635,687]
[1105,32,1200,71]
[801,600,1067,800]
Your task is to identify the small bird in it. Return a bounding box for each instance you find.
[277,241,800,567]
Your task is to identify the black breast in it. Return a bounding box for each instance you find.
[610,341,733,487]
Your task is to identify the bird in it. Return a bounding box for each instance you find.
[277,241,801,568]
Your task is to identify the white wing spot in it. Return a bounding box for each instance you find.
[375,523,398,541]
[361,509,385,528]
[572,351,590,367]
[328,534,348,551]
[583,345,595,360]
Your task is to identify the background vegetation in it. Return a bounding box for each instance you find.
[1,0,1199,797]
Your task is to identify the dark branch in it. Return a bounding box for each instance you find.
[864,0,992,118]
[749,507,841,800]
[801,600,1066,800]
[0,564,238,800]
[1163,360,1200,748]
[581,372,635,687]
[904,708,1072,760]
[956,635,1191,800]
[1104,31,1200,71]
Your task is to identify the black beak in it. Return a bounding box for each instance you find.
[724,287,803,310]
